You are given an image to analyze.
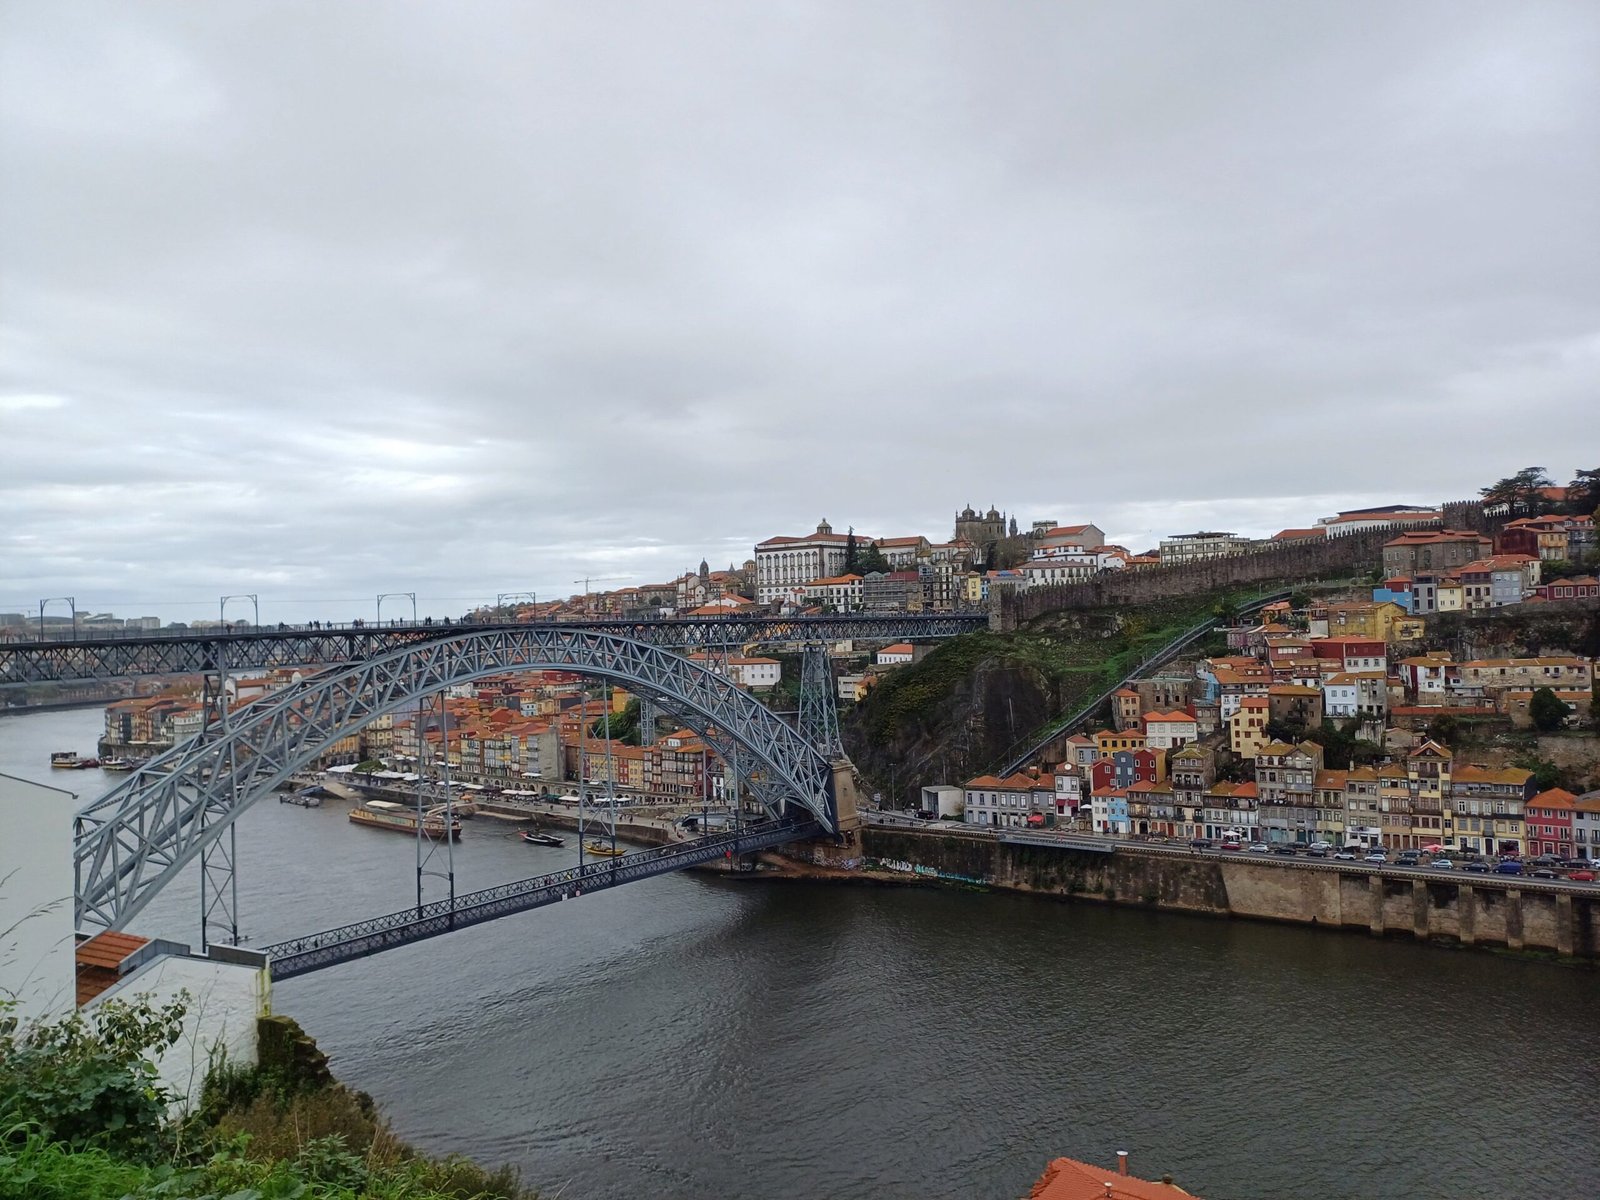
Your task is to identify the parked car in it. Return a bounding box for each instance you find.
[1248,843,1269,853]
[1531,867,1559,879]
[1496,861,1524,875]
[1430,859,1455,870]
[1270,843,1296,855]
[1309,840,1332,851]
[1397,852,1422,866]
[1364,852,1389,864]
[1464,861,1491,873]
[1189,838,1213,849]
[1333,851,1357,861]
[1307,847,1328,858]
[1567,870,1596,882]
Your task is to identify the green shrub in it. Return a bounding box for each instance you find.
[0,993,187,1162]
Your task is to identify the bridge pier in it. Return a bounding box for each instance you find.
[1504,890,1524,951]
[1368,875,1385,936]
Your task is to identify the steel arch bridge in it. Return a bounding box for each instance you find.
[1,613,987,685]
[74,626,838,933]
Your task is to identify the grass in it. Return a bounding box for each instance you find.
[0,1125,535,1200]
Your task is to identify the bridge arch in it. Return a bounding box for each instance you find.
[74,627,836,932]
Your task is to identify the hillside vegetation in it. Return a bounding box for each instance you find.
[843,587,1281,802]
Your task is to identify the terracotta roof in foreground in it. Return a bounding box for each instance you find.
[1028,1156,1197,1200]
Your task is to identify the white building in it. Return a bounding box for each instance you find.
[0,772,78,1023]
[799,573,864,611]
[920,784,964,819]
[754,519,860,603]
[1573,794,1600,861]
[876,643,914,665]
[689,652,782,690]
[1323,675,1360,719]
[962,772,1041,827]
[1142,711,1198,750]
[1053,765,1084,815]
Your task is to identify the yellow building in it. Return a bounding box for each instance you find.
[1093,728,1145,757]
[1406,739,1451,845]
[1227,696,1271,759]
[1316,600,1423,644]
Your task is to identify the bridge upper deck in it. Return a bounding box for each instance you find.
[1,613,987,685]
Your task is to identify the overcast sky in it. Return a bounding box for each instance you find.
[3,1,1597,622]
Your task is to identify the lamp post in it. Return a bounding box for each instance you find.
[219,594,258,631]
[38,596,75,641]
[376,592,417,627]
[496,591,537,617]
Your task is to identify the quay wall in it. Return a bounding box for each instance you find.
[857,827,1600,959]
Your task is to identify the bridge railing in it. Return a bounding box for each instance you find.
[260,817,819,978]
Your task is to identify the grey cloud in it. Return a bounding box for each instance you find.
[2,0,1597,621]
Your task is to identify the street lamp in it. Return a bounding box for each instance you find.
[219,594,258,631]
[376,592,417,626]
[496,592,537,618]
[38,596,75,641]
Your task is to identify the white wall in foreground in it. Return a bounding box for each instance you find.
[92,952,268,1113]
[0,771,79,1023]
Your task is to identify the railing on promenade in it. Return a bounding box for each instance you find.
[865,816,1600,896]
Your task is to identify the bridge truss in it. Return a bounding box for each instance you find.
[2,613,986,685]
[74,627,839,933]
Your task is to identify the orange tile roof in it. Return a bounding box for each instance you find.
[1531,787,1578,809]
[1027,1156,1198,1199]
[76,930,149,971]
[75,931,151,1006]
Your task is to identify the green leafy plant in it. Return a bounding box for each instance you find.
[0,992,188,1162]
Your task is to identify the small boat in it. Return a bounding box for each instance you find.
[100,758,133,772]
[584,840,626,858]
[521,830,566,847]
[50,751,84,768]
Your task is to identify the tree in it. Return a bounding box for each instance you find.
[1480,466,1554,515]
[590,696,642,745]
[844,527,858,574]
[1568,467,1600,516]
[1512,752,1568,792]
[1529,686,1570,733]
[1428,714,1461,748]
[855,541,889,575]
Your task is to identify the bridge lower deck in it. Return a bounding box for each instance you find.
[260,817,821,978]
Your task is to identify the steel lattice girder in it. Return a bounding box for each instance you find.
[74,628,839,931]
[262,817,818,978]
[2,614,986,685]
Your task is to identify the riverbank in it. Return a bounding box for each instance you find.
[762,825,1600,960]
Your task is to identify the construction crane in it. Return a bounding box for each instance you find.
[572,575,626,596]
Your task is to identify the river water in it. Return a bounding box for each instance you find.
[3,707,1597,1200]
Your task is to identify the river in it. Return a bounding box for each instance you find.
[3,706,1596,1199]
